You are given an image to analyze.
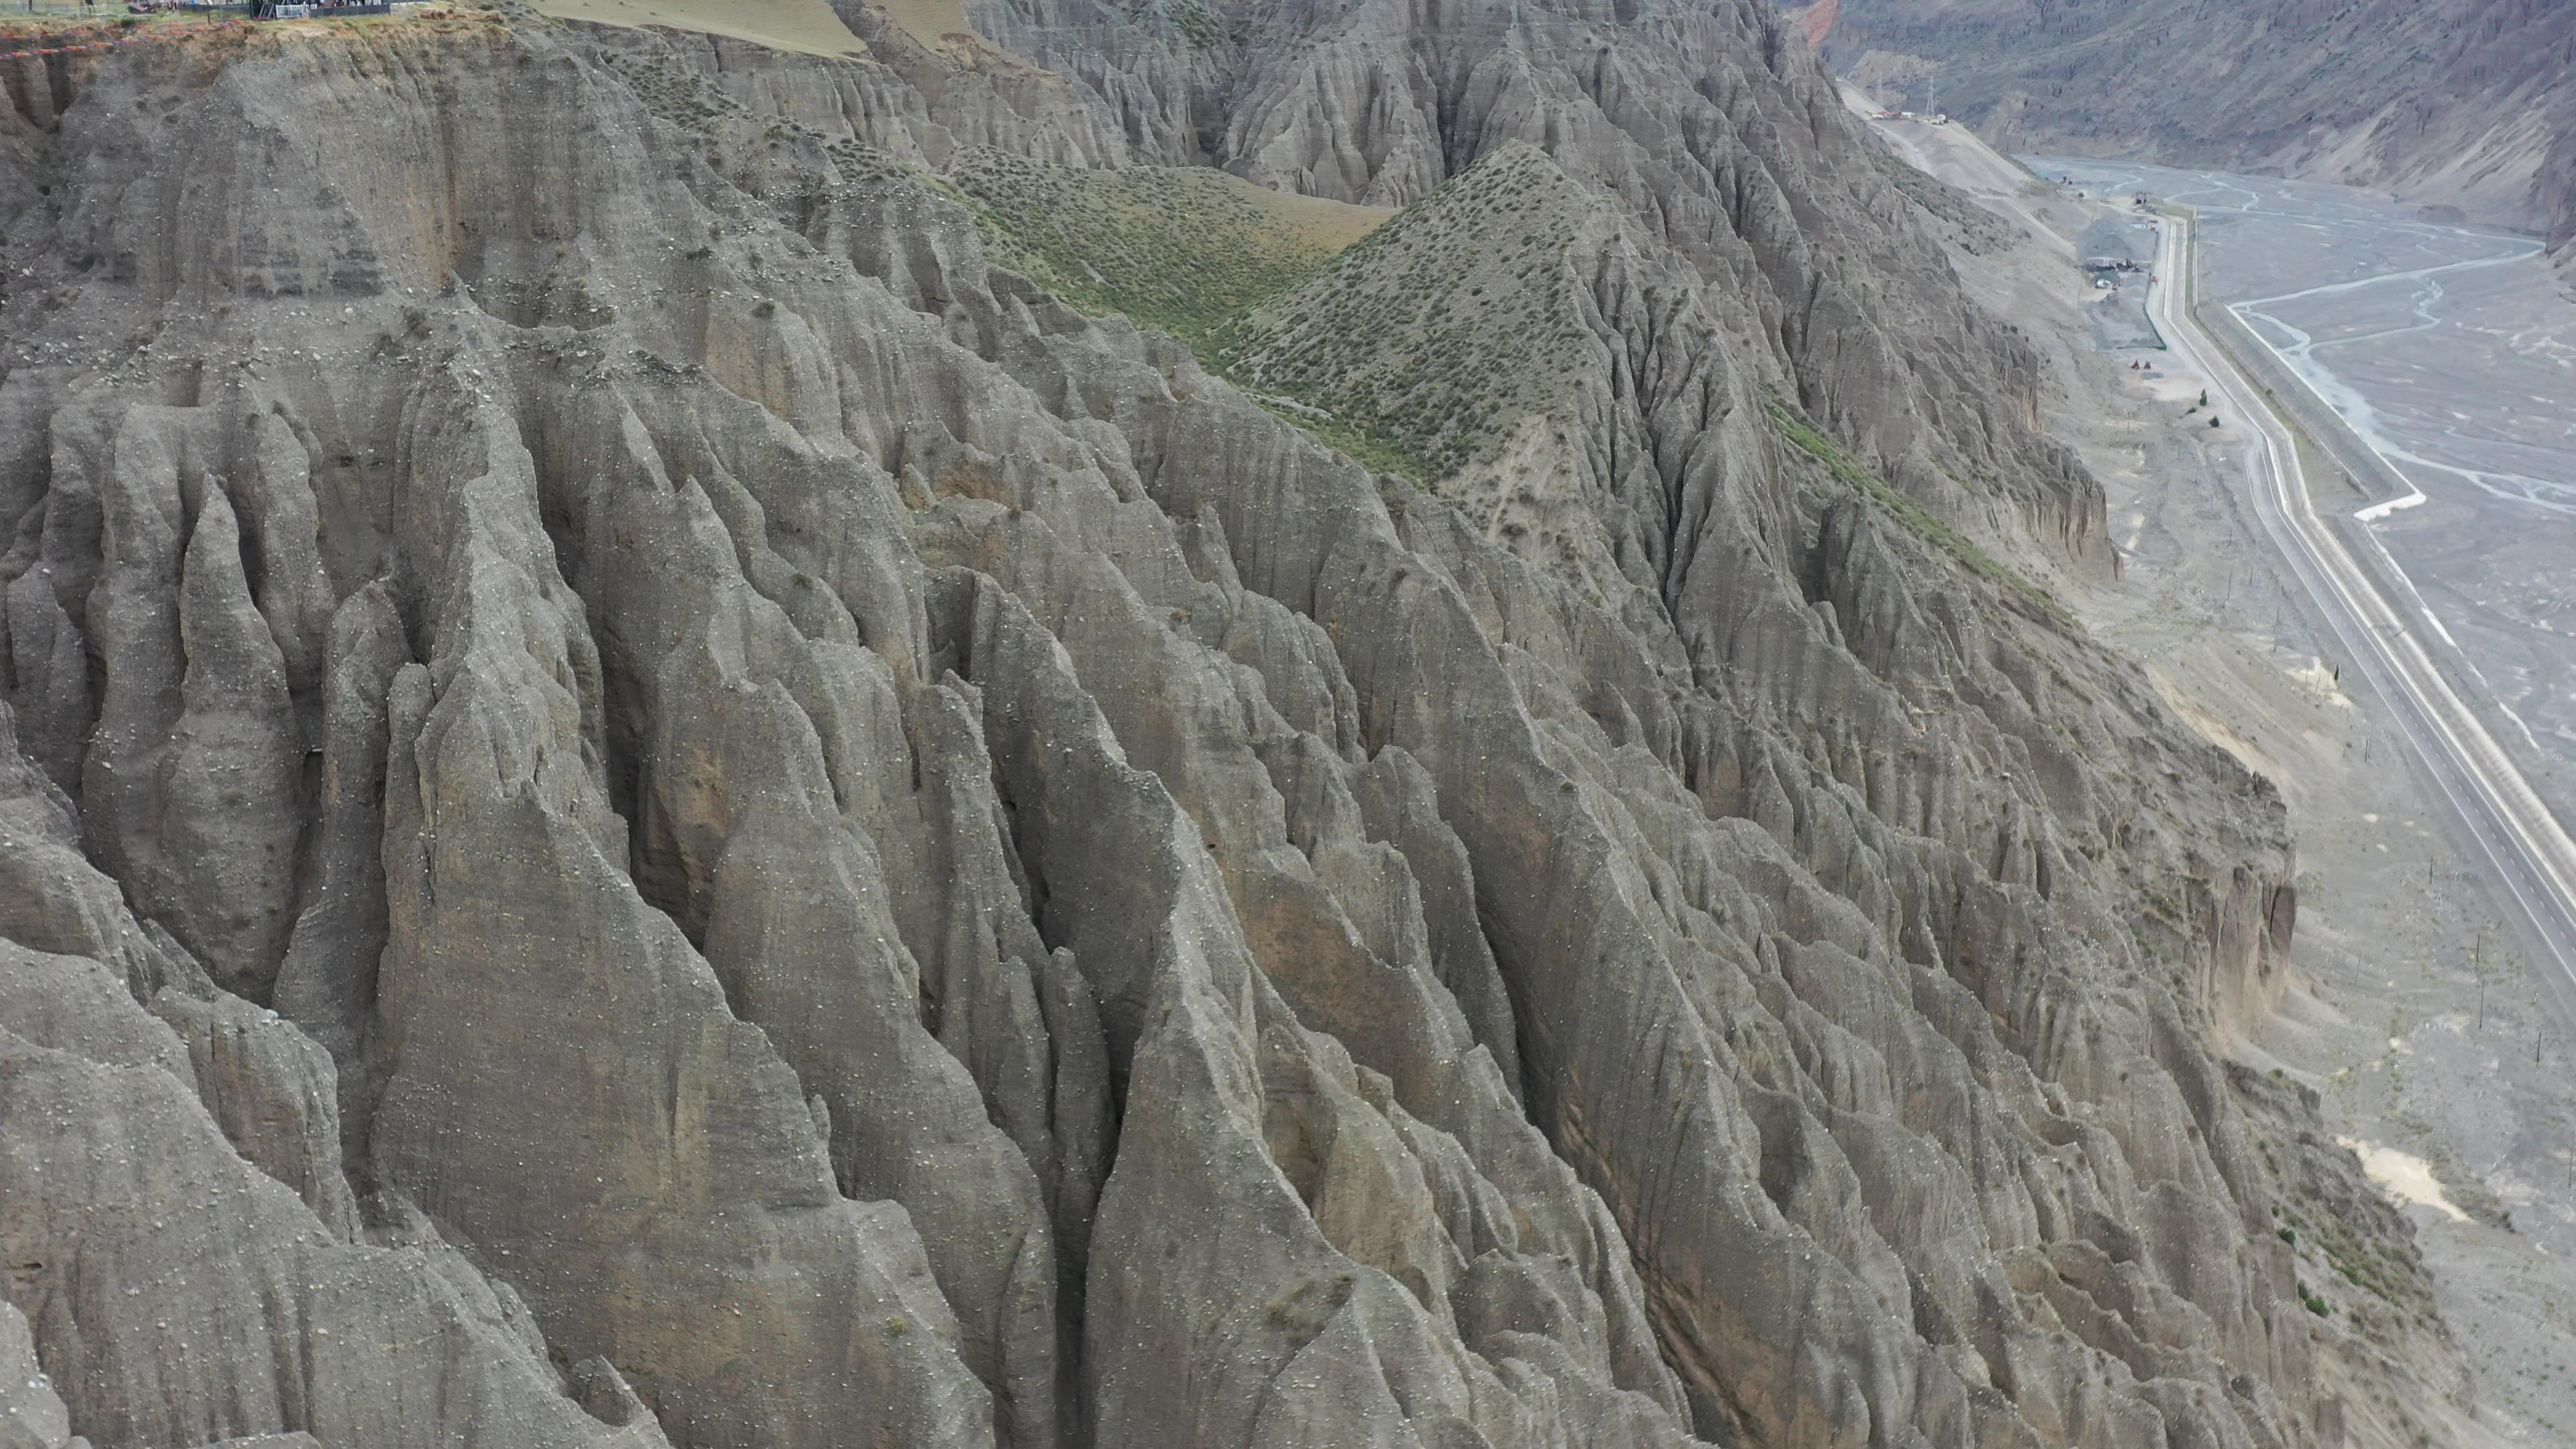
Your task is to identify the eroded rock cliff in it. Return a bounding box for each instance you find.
[0,4,2443,1446]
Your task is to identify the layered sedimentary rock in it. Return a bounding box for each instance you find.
[0,4,2448,1447]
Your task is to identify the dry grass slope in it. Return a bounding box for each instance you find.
[955,146,1646,490]
[953,150,1390,337]
[527,0,865,56]
[1222,144,1599,480]
[952,149,1417,458]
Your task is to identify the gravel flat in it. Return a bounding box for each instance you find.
[2033,158,2576,813]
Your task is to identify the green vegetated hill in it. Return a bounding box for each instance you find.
[954,144,1604,482]
[950,147,1391,348]
[1221,144,1599,481]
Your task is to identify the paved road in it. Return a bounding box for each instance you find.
[2150,212,2576,1014]
[2045,158,2576,787]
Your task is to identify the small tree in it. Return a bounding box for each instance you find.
[2474,926,2488,1030]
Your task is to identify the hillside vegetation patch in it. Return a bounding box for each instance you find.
[951,149,1391,347]
[1220,144,1599,481]
[955,144,1610,485]
[1769,400,2066,621]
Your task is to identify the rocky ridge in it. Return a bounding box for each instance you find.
[0,3,2451,1447]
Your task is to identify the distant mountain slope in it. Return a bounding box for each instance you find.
[2546,115,2576,267]
[1815,0,2576,261]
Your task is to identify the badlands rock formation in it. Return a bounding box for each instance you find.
[0,1,2451,1446]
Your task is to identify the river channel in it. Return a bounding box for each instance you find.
[2033,156,2576,786]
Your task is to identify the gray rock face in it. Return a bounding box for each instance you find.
[0,7,2451,1449]
[2542,101,2576,272]
[0,936,673,1449]
[0,1301,78,1449]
